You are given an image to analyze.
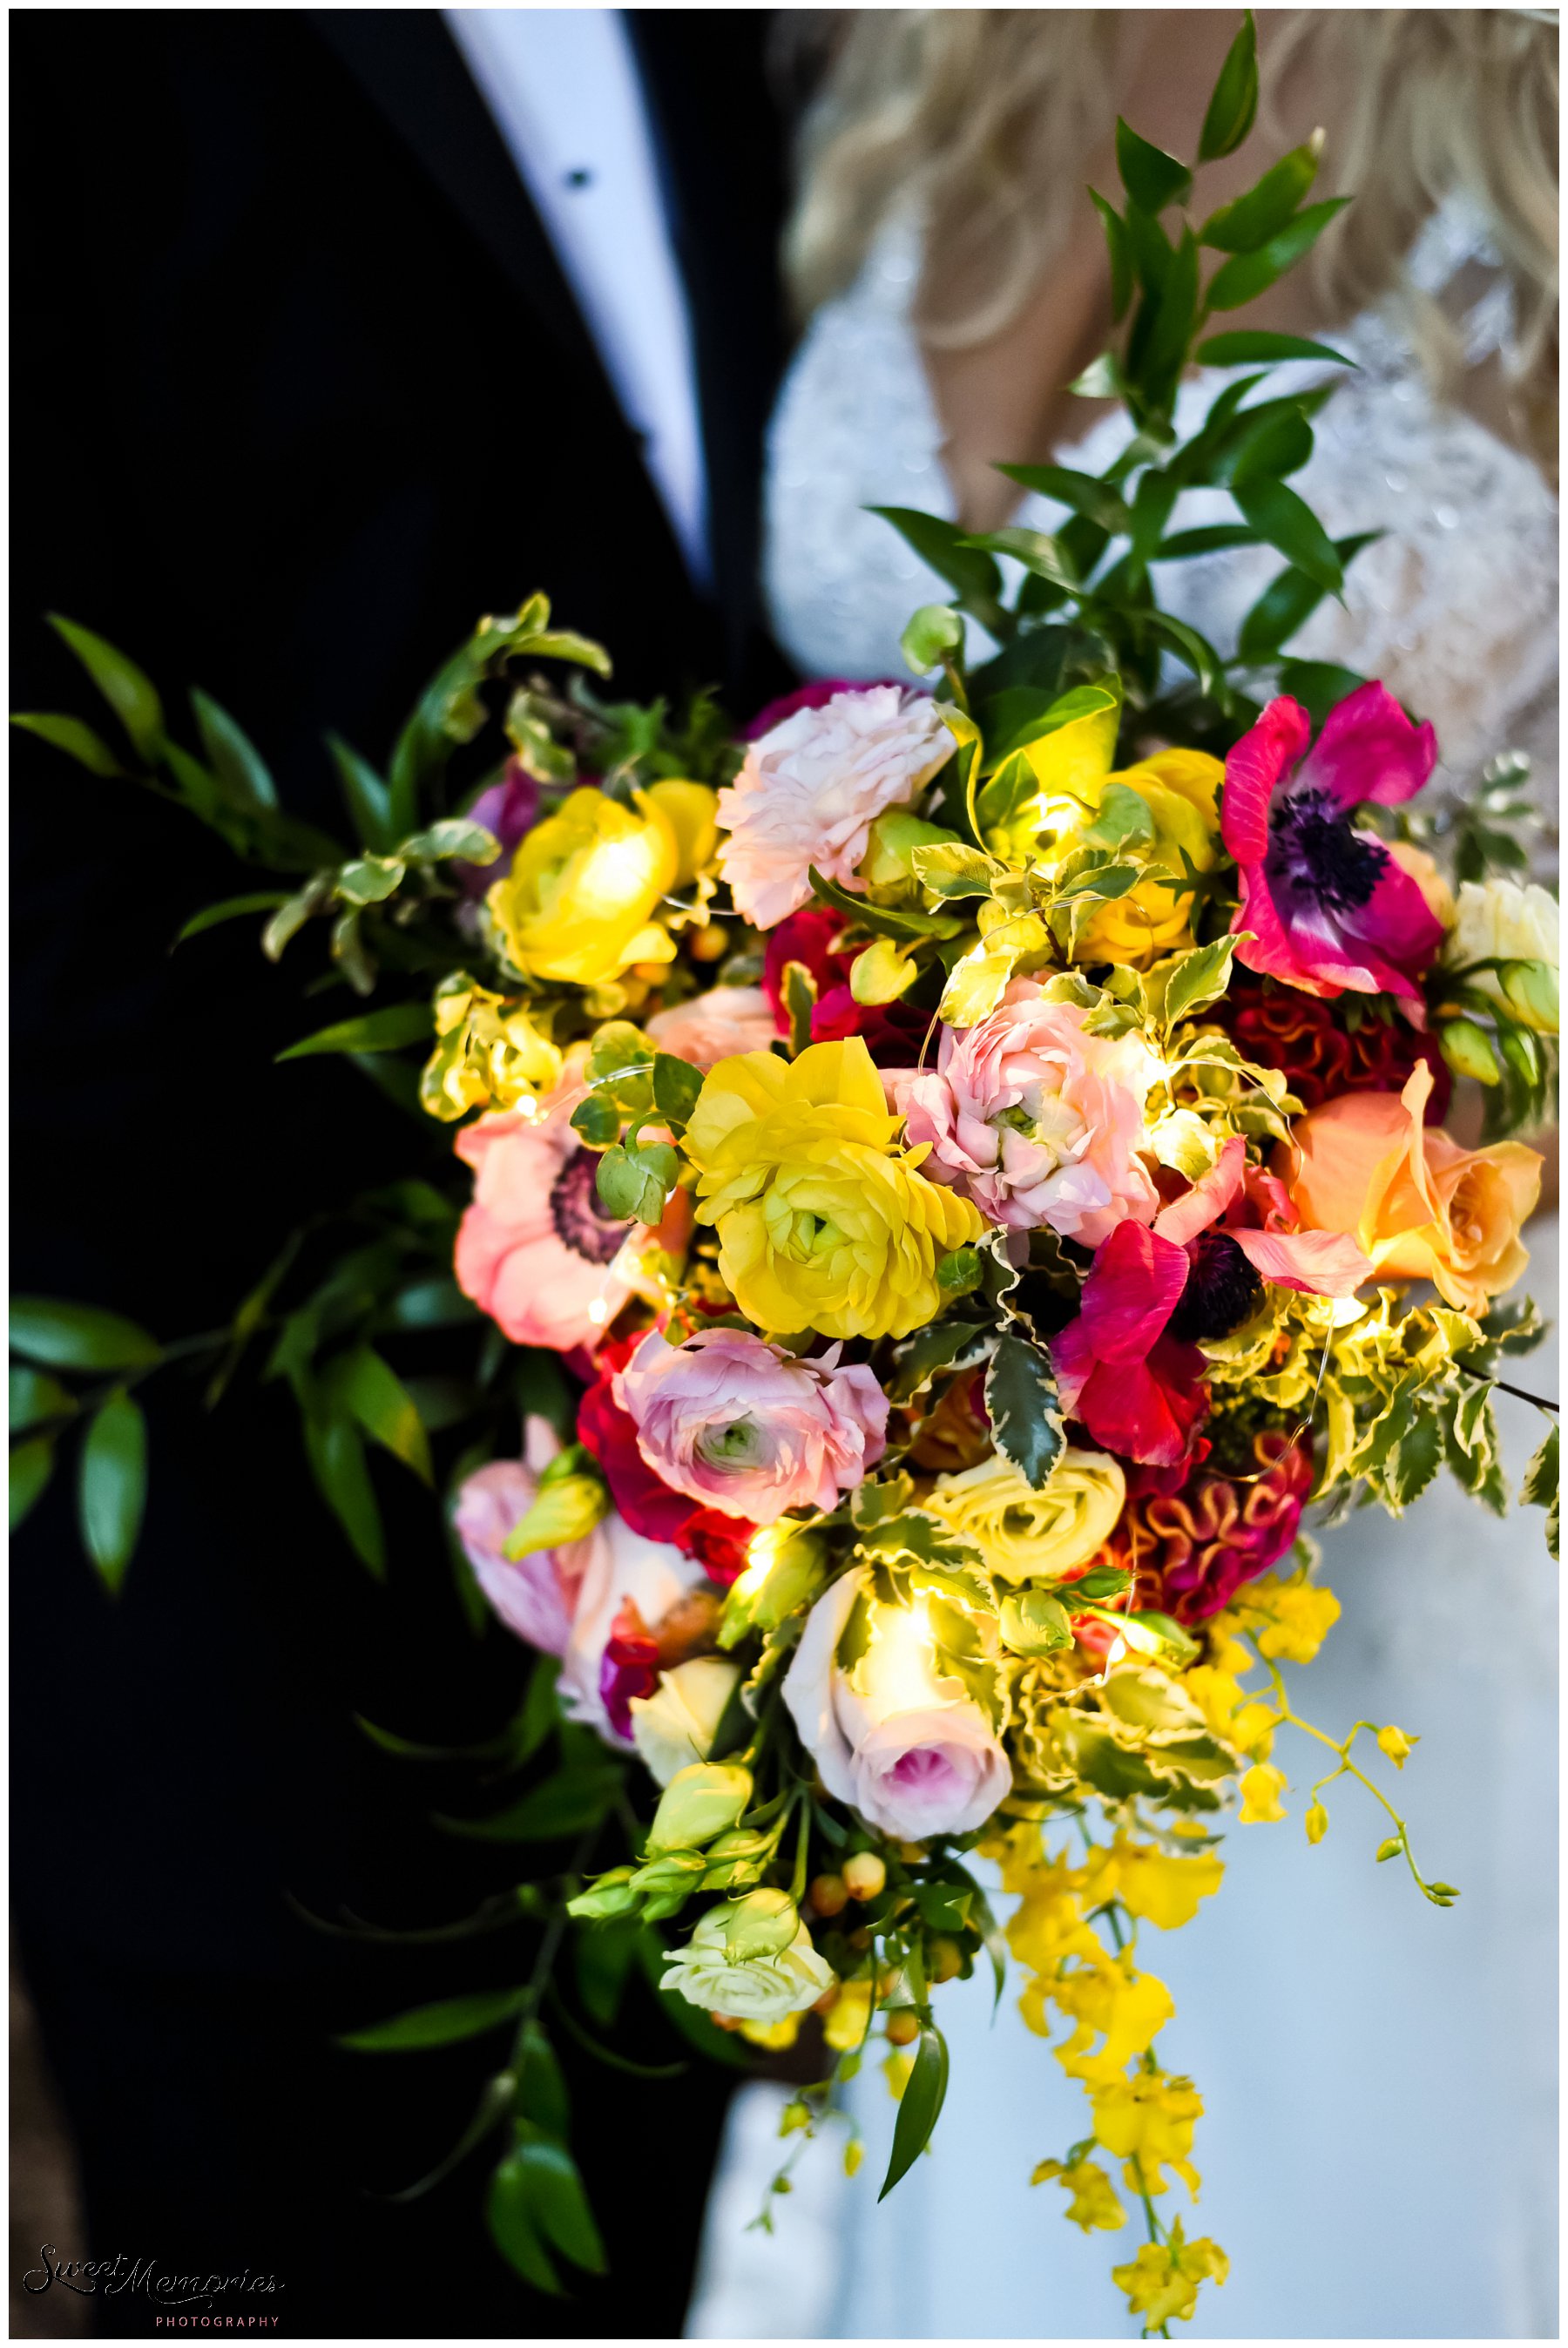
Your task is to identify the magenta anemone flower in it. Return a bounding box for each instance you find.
[1223,683,1443,1002]
[1052,1139,1370,1466]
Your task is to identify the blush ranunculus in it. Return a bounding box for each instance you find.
[578,1343,761,1579]
[454,1071,687,1352]
[1222,683,1443,1003]
[645,985,779,1067]
[1281,1059,1543,1316]
[614,1327,889,1524]
[782,1568,1011,1840]
[1052,1140,1371,1466]
[717,685,952,930]
[452,1416,591,1654]
[892,982,1162,1244]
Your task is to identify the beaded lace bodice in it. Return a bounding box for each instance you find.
[764,202,1558,804]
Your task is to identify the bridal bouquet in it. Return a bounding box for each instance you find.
[11,17,1558,2334]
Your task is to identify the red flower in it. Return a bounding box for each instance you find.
[1219,976,1451,1122]
[1223,684,1443,1003]
[762,908,928,1064]
[1092,1431,1315,1624]
[740,679,902,741]
[1051,1141,1369,1466]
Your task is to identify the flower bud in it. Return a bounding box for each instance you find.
[808,1873,848,1918]
[1375,1724,1416,1770]
[502,1444,609,1560]
[884,2008,921,2047]
[1499,958,1559,1035]
[719,1526,829,1648]
[567,1867,639,1920]
[708,1886,802,1962]
[1438,1018,1502,1086]
[1304,1801,1328,1846]
[842,1852,887,1902]
[929,1936,964,1982]
[646,1763,753,1856]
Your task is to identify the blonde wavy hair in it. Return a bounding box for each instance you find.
[783,10,1557,446]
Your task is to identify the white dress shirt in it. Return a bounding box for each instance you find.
[444,8,711,590]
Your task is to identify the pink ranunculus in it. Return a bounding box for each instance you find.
[452,1416,593,1654]
[615,1328,889,1525]
[781,1569,1011,1840]
[1223,683,1443,1003]
[454,1071,647,1351]
[1052,1138,1371,1466]
[717,685,953,930]
[454,758,544,897]
[645,985,779,1067]
[557,1511,709,1747]
[893,981,1162,1244]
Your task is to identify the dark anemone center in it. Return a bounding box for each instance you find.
[1267,786,1388,914]
[550,1148,626,1265]
[1168,1230,1265,1344]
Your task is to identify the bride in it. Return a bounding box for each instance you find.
[689,10,1558,2337]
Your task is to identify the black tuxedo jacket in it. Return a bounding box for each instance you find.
[11,12,794,2334]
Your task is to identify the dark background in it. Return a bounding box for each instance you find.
[11,10,799,2332]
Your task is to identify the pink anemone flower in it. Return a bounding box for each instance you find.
[1223,683,1443,1003]
[1052,1137,1371,1466]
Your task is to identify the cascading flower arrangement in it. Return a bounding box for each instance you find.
[10,18,1558,2333]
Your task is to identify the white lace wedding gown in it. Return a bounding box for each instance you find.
[685,200,1558,2340]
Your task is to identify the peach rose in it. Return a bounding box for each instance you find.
[1281,1061,1541,1316]
[645,985,778,1067]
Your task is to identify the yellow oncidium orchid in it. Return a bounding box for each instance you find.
[1090,2067,1205,2199]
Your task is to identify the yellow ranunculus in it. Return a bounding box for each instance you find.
[681,1038,983,1340]
[488,781,714,986]
[1064,750,1224,968]
[925,1446,1125,1584]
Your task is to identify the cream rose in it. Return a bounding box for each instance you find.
[782,1568,1011,1839]
[1444,877,1559,1032]
[629,1656,742,1788]
[924,1447,1126,1584]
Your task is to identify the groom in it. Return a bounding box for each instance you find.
[11,11,794,2335]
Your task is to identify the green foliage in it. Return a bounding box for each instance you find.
[11,1297,160,1371]
[880,2022,950,2200]
[78,1389,147,1593]
[984,1332,1065,1492]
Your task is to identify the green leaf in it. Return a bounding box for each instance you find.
[1195,329,1355,368]
[442,1768,622,1844]
[78,1390,147,1592]
[596,1140,675,1226]
[984,1332,1065,1492]
[1162,935,1240,1026]
[867,508,1006,631]
[10,712,125,776]
[276,1001,434,1060]
[1199,10,1258,159]
[652,1053,704,1129]
[303,1414,385,1577]
[402,817,503,863]
[47,615,165,760]
[190,689,277,809]
[175,891,290,944]
[807,865,962,942]
[909,842,1006,900]
[1236,531,1379,660]
[571,1092,622,1148]
[887,1319,990,1405]
[959,526,1078,593]
[995,462,1131,534]
[1206,198,1352,311]
[517,2020,571,2142]
[10,1437,54,1532]
[1143,612,1223,697]
[515,2133,607,2275]
[328,1344,433,1485]
[10,1297,160,1372]
[335,854,405,906]
[328,734,396,852]
[1087,190,1133,322]
[1385,1412,1444,1511]
[487,2150,562,2295]
[1115,118,1191,213]
[339,1986,531,2052]
[10,1367,76,1435]
[1232,476,1343,595]
[1521,1424,1558,1559]
[880,2022,950,2201]
[1198,136,1321,252]
[1000,1587,1073,1656]
[1155,523,1263,559]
